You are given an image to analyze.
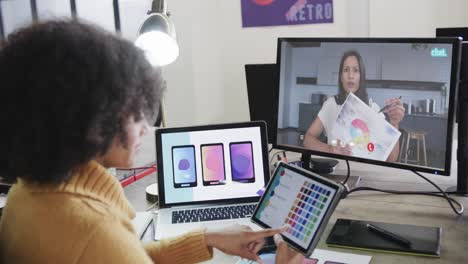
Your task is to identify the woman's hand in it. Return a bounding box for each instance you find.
[274,234,305,264]
[384,98,405,128]
[329,139,353,156]
[329,145,353,156]
[205,224,286,262]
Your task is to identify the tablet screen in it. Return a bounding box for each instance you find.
[252,163,341,253]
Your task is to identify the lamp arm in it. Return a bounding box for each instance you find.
[150,0,167,15]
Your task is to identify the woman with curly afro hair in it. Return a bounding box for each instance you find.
[0,20,302,264]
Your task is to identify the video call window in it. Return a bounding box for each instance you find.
[277,40,455,171]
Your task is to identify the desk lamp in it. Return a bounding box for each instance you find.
[135,0,179,67]
[135,0,177,203]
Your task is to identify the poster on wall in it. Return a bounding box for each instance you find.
[241,0,333,28]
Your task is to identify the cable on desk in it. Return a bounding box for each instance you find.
[146,201,159,211]
[341,160,351,185]
[337,160,351,196]
[412,170,464,215]
[345,170,464,216]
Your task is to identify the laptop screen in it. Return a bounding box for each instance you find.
[156,121,270,208]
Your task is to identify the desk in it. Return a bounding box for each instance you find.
[124,157,468,263]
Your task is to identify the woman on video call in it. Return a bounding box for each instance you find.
[303,50,404,162]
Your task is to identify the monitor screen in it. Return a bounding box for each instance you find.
[275,38,461,175]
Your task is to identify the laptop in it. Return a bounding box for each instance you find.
[154,121,271,240]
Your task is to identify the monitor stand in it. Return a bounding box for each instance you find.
[300,153,361,189]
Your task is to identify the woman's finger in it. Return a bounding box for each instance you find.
[247,242,256,251]
[386,107,405,116]
[250,226,287,239]
[273,234,284,246]
[252,241,264,254]
[388,109,404,119]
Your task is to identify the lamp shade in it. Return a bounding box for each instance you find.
[135,13,179,66]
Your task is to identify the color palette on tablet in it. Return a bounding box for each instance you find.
[253,164,338,249]
[284,180,332,243]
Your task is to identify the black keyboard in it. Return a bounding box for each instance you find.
[172,204,256,224]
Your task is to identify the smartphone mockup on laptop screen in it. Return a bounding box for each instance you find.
[172,145,197,188]
[201,143,227,186]
[230,141,256,183]
[251,162,344,256]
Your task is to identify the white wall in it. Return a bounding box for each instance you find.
[75,0,115,32]
[369,0,468,37]
[1,0,33,36]
[36,0,71,20]
[119,0,151,42]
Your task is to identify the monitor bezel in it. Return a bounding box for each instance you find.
[274,37,462,176]
[155,121,271,208]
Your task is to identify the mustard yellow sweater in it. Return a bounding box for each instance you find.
[0,161,213,263]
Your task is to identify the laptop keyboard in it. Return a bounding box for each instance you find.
[172,204,256,224]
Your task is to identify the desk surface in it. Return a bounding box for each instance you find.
[124,156,468,264]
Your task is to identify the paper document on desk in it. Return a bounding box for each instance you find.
[330,93,401,161]
[309,249,371,264]
[236,248,371,264]
[131,211,153,238]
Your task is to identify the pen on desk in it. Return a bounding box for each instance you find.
[378,96,402,113]
[140,217,154,240]
[366,223,412,247]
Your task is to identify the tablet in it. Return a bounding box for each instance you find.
[251,162,344,256]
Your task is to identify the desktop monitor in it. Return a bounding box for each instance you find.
[275,38,461,176]
[245,63,279,144]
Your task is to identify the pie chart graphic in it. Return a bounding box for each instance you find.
[350,119,370,144]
